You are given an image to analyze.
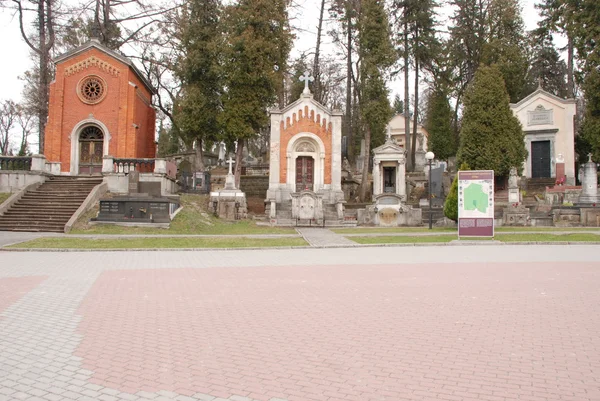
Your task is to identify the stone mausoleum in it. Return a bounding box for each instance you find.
[510,86,577,185]
[266,75,345,224]
[44,38,156,175]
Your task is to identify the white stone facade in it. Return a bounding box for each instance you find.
[510,88,577,184]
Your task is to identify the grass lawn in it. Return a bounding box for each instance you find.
[70,194,295,235]
[349,233,600,244]
[351,235,457,244]
[334,226,600,234]
[7,236,307,249]
[0,193,12,205]
[331,227,457,234]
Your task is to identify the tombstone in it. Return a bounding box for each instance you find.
[210,157,248,220]
[503,166,530,226]
[577,154,599,204]
[507,166,520,204]
[95,170,179,224]
[429,166,444,207]
[128,171,140,194]
[356,139,366,174]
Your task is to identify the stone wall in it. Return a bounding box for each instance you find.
[240,176,269,198]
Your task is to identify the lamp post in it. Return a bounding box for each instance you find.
[425,151,435,229]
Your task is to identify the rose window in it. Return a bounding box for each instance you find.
[77,76,107,104]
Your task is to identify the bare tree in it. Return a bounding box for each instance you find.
[12,0,56,155]
[0,100,19,155]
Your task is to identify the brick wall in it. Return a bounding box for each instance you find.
[44,47,155,172]
[279,105,332,185]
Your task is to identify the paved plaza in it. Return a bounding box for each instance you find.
[1,245,599,401]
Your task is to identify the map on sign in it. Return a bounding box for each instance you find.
[463,183,489,214]
[458,180,494,218]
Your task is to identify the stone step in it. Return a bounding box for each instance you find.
[0,226,64,233]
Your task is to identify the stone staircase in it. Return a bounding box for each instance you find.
[0,176,103,233]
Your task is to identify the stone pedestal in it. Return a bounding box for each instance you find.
[578,158,599,204]
[502,205,530,226]
[555,162,566,185]
[209,167,248,220]
[210,190,247,220]
[508,188,520,204]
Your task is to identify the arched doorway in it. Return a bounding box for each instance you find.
[79,125,104,175]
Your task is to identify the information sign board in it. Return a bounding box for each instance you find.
[458,170,495,237]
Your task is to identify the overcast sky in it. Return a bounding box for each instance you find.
[0,0,544,104]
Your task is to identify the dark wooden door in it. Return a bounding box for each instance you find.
[295,156,314,192]
[79,126,104,175]
[531,140,551,178]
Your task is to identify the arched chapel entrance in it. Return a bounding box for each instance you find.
[78,125,104,175]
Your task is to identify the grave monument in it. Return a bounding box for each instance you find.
[359,130,421,226]
[95,170,180,224]
[210,157,248,220]
[502,166,530,226]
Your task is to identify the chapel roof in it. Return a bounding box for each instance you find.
[54,38,155,94]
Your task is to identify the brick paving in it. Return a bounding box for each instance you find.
[0,246,599,401]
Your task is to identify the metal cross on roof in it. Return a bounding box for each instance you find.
[300,71,314,95]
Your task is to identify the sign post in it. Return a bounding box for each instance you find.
[458,170,495,237]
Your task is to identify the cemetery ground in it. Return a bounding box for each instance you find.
[0,245,599,401]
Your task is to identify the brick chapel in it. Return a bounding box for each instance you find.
[44,39,156,175]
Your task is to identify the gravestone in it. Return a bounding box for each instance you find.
[128,171,140,194]
[430,166,444,207]
[578,154,599,204]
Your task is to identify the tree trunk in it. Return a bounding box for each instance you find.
[567,35,575,98]
[234,138,244,189]
[38,0,47,155]
[359,125,371,202]
[313,0,326,103]
[345,0,353,162]
[411,53,419,167]
[403,16,411,171]
[194,139,205,172]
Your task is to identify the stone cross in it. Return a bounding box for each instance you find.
[300,71,314,95]
[385,125,392,142]
[227,157,235,175]
[588,153,593,163]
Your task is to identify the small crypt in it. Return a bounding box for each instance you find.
[359,132,421,226]
[44,37,156,175]
[265,73,345,225]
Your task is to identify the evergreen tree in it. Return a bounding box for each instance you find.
[357,0,396,201]
[220,0,292,186]
[573,0,600,159]
[392,94,404,115]
[482,0,529,103]
[522,31,568,98]
[424,87,456,161]
[444,162,469,222]
[175,0,223,172]
[535,0,578,97]
[156,120,180,158]
[457,65,527,177]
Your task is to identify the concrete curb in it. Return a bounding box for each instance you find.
[3,241,600,252]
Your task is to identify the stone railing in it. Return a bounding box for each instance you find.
[103,156,176,179]
[111,158,156,173]
[0,156,32,171]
